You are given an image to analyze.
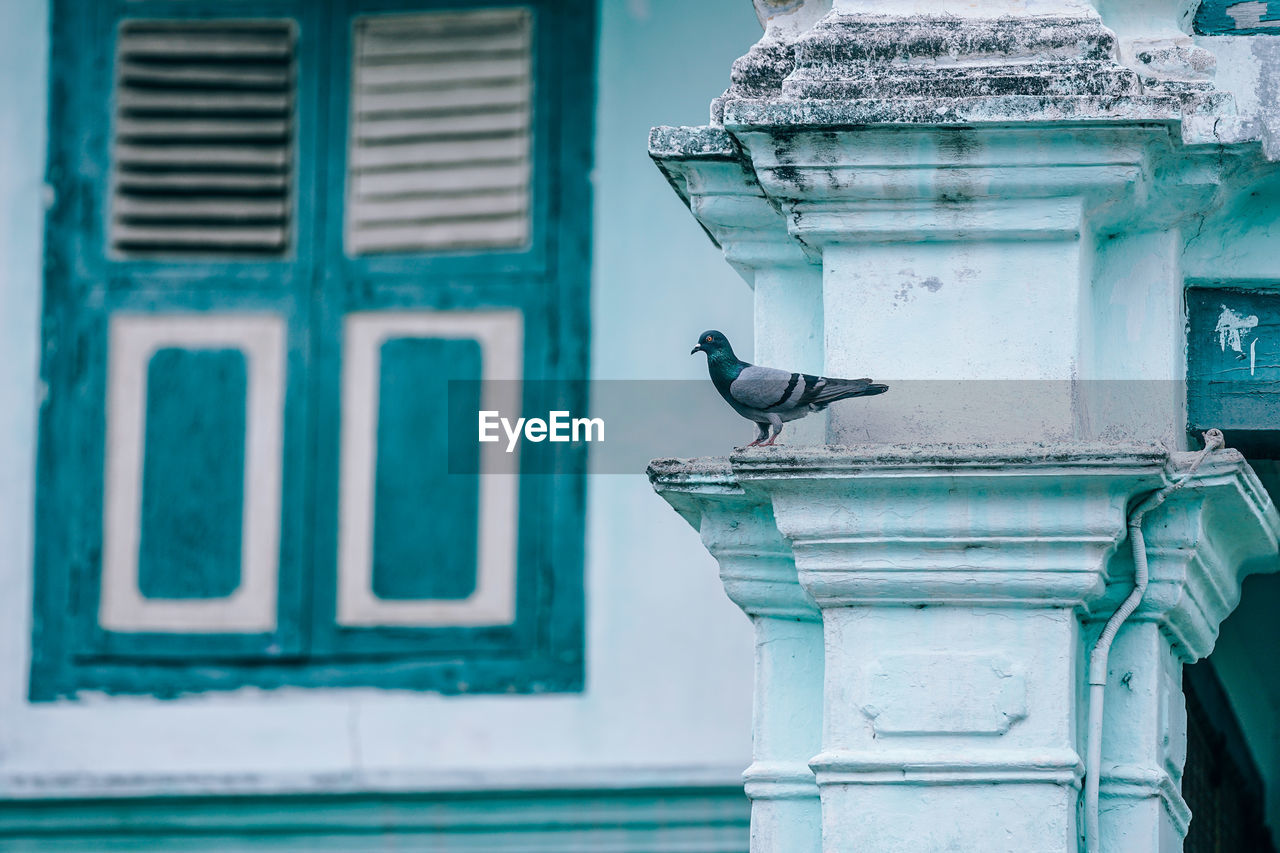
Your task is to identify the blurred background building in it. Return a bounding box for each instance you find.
[0,0,762,849]
[2,1,1280,851]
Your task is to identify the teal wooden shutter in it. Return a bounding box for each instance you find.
[32,0,592,699]
[304,0,589,692]
[34,2,323,698]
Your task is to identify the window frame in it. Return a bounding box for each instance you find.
[31,0,593,700]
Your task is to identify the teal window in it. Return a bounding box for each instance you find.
[32,0,593,699]
[1186,286,1280,456]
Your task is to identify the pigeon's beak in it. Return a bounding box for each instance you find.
[691,344,703,355]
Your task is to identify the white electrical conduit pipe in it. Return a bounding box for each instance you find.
[1083,428,1226,853]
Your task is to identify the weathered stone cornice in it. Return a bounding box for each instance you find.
[784,14,1138,100]
[648,127,812,276]
[729,442,1169,477]
[1091,448,1280,661]
[652,445,1279,614]
[721,95,1189,128]
[744,444,1169,608]
[649,459,818,620]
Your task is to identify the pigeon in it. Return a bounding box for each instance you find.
[691,330,888,446]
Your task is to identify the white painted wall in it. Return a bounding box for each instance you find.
[0,0,759,796]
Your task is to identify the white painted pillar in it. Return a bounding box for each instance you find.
[650,3,1280,851]
[651,464,823,853]
[750,261,824,446]
[728,123,1166,447]
[736,446,1167,852]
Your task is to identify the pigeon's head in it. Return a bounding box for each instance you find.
[691,330,733,357]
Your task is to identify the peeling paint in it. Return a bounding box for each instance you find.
[1227,1,1280,30]
[1215,303,1260,354]
[892,271,945,306]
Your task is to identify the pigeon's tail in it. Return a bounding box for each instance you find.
[810,378,888,406]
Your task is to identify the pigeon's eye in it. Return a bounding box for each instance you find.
[705,335,713,342]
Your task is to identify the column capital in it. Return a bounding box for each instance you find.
[650,458,818,620]
[731,443,1170,608]
[1095,448,1280,662]
[649,126,814,280]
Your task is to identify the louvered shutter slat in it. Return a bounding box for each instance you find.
[114,197,288,221]
[354,84,531,117]
[118,90,292,115]
[109,20,295,257]
[120,62,292,90]
[116,144,290,169]
[353,111,527,143]
[116,171,289,194]
[120,32,292,60]
[351,136,529,170]
[115,118,291,142]
[353,220,529,254]
[112,224,287,251]
[354,190,527,224]
[347,9,533,255]
[354,162,531,198]
[358,57,529,89]
[357,33,530,62]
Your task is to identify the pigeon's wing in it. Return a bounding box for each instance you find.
[728,365,811,412]
[797,376,887,406]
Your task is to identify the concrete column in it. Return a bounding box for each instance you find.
[649,2,1280,851]
[652,462,823,853]
[736,445,1168,851]
[728,122,1175,447]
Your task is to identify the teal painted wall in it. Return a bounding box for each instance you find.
[0,787,750,852]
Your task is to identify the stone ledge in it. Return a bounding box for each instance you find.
[647,126,738,161]
[722,95,1188,129]
[809,747,1085,787]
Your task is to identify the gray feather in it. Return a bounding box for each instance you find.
[728,365,802,410]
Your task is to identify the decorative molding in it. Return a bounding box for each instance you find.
[337,310,522,628]
[808,747,1084,787]
[1090,449,1280,661]
[1099,764,1193,838]
[100,313,285,634]
[859,652,1027,737]
[649,458,822,852]
[0,786,750,852]
[648,126,811,281]
[742,761,821,800]
[735,444,1168,608]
